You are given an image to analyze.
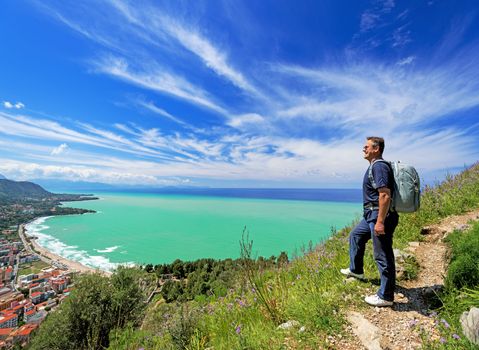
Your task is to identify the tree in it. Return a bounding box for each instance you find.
[161,280,184,302]
[29,273,112,350]
[144,263,153,273]
[111,266,146,328]
[29,269,147,350]
[277,251,289,267]
[171,259,185,279]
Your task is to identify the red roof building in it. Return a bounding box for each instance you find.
[0,327,13,339]
[11,324,38,345]
[24,309,37,323]
[0,313,18,328]
[30,292,43,305]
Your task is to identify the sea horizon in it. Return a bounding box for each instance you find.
[42,185,362,203]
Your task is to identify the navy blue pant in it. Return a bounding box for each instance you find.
[349,213,399,301]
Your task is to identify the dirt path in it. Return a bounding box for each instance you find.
[337,209,479,350]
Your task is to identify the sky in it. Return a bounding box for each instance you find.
[1,0,478,188]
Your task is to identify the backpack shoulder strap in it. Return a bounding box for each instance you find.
[368,159,390,189]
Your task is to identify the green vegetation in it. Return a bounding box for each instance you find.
[445,223,479,289]
[28,267,150,350]
[26,162,479,349]
[0,178,97,230]
[130,162,479,349]
[418,222,479,349]
[145,254,283,303]
[18,260,50,276]
[0,179,52,199]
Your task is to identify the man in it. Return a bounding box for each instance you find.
[340,136,399,306]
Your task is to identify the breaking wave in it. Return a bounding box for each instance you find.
[25,217,134,272]
[95,246,120,253]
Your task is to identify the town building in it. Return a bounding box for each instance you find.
[0,313,18,328]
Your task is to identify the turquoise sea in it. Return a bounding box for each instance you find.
[25,191,361,271]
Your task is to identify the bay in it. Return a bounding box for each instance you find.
[26,190,362,271]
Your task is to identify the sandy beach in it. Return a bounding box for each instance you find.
[19,223,111,276]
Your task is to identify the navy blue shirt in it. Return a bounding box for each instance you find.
[363,160,395,222]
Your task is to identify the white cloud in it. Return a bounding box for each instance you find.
[42,0,263,105]
[3,101,24,109]
[162,20,260,95]
[0,160,162,185]
[359,0,395,33]
[273,60,479,132]
[137,100,187,125]
[392,25,412,48]
[5,1,479,187]
[228,113,266,128]
[0,119,477,187]
[397,56,415,66]
[106,1,261,96]
[51,143,69,155]
[0,111,169,159]
[93,55,227,115]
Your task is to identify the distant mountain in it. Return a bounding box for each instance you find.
[0,174,6,180]
[32,179,132,192]
[0,179,52,199]
[31,179,199,193]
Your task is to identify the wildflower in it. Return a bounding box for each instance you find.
[251,288,256,293]
[452,333,460,340]
[440,337,446,344]
[235,325,241,334]
[441,319,450,328]
[408,319,418,328]
[429,311,438,318]
[296,274,301,280]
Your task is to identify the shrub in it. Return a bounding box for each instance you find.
[445,223,479,289]
[29,268,148,350]
[168,305,200,350]
[446,254,479,289]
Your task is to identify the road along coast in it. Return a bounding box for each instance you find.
[19,223,111,276]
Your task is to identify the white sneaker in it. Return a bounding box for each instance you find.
[340,268,364,280]
[364,294,393,307]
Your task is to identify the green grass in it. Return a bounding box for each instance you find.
[18,260,50,276]
[109,162,479,350]
[419,222,479,349]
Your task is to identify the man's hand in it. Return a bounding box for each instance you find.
[374,222,385,236]
[376,187,391,236]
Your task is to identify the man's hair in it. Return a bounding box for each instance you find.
[367,136,385,154]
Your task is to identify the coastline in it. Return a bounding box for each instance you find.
[19,220,111,276]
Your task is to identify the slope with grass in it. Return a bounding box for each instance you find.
[105,162,479,350]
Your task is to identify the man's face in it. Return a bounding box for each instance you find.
[363,140,380,161]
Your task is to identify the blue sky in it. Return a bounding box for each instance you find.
[0,0,478,188]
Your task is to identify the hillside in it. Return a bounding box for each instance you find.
[26,162,479,349]
[0,178,98,230]
[0,178,52,199]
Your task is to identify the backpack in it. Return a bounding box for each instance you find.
[368,160,420,213]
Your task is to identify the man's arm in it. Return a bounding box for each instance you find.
[374,187,391,236]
